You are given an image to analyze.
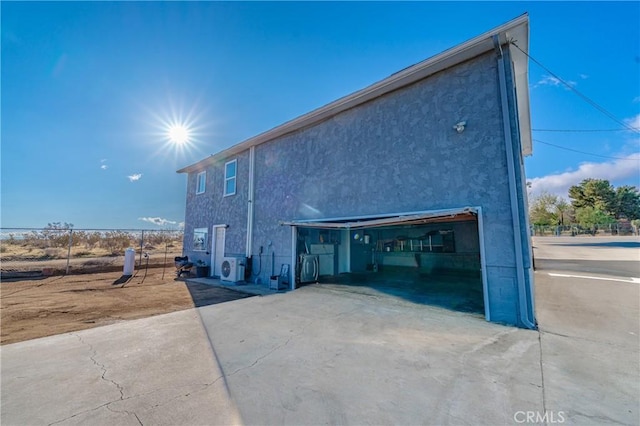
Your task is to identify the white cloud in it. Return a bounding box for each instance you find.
[624,113,640,130]
[579,73,588,80]
[633,96,640,104]
[100,165,108,170]
[529,153,640,198]
[127,173,142,182]
[533,74,576,90]
[138,217,178,227]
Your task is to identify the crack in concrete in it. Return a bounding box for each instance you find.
[226,318,316,379]
[46,334,144,426]
[73,334,125,400]
[47,401,114,426]
[571,410,629,425]
[537,331,548,426]
[225,304,360,379]
[539,328,636,351]
[106,403,143,425]
[147,382,216,409]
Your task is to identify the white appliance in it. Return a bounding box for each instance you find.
[309,244,337,276]
[220,257,245,283]
[299,254,319,284]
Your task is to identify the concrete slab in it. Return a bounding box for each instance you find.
[186,277,281,297]
[2,236,638,425]
[1,309,243,426]
[196,286,543,425]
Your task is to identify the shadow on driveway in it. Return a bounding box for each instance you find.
[549,241,640,249]
[183,281,252,308]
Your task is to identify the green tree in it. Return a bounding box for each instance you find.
[529,192,559,226]
[613,185,640,219]
[555,198,571,226]
[575,206,615,232]
[568,179,616,215]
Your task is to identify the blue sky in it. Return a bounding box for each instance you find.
[2,2,639,229]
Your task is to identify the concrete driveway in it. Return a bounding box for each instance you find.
[2,237,639,425]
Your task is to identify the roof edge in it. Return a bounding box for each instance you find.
[177,14,530,174]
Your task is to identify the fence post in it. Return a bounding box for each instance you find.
[139,230,145,267]
[162,240,168,280]
[66,229,73,275]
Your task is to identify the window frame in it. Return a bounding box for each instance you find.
[195,171,206,195]
[223,159,237,197]
[193,227,208,251]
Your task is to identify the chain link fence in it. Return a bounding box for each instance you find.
[0,228,184,277]
[531,222,638,237]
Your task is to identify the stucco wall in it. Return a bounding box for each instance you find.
[183,48,531,327]
[183,150,250,265]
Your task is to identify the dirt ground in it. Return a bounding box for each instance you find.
[0,268,250,345]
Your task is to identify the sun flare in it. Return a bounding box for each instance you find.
[168,124,190,144]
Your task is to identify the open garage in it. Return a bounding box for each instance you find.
[286,207,487,318]
[178,16,536,328]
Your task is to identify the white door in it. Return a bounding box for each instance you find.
[211,226,225,277]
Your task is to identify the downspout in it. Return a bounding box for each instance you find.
[290,226,297,290]
[493,35,536,329]
[246,146,255,258]
[476,207,490,322]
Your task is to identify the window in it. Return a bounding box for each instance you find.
[196,171,206,195]
[193,227,208,251]
[224,159,237,196]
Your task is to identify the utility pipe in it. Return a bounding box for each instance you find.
[246,146,255,258]
[290,226,297,290]
[494,35,536,329]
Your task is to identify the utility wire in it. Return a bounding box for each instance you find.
[533,138,640,161]
[511,42,640,134]
[533,128,638,133]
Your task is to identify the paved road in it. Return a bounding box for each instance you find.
[1,237,638,425]
[533,236,640,277]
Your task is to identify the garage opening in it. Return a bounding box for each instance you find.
[283,207,487,317]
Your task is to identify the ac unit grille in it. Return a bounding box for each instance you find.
[220,257,244,283]
[221,260,232,278]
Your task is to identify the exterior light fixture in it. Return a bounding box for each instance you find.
[453,121,466,133]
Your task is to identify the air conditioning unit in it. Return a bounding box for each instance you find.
[220,257,245,283]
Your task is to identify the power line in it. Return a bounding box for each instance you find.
[511,42,640,134]
[533,138,640,161]
[533,128,639,133]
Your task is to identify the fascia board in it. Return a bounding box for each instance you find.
[505,20,532,156]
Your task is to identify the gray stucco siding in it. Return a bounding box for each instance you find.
[252,51,516,264]
[183,150,250,262]
[181,48,531,327]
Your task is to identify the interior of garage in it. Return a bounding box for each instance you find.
[292,212,485,315]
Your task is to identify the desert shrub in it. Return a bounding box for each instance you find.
[43,248,65,259]
[23,231,48,249]
[102,231,134,255]
[82,232,102,249]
